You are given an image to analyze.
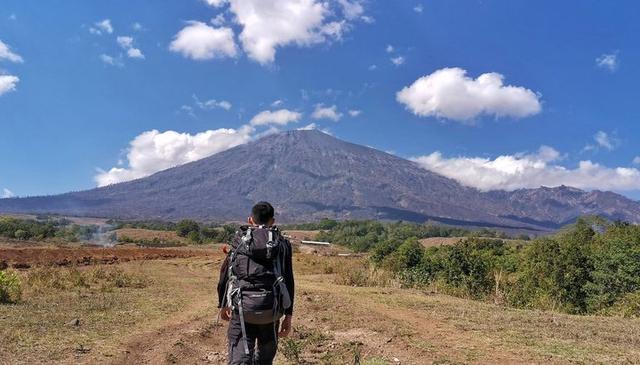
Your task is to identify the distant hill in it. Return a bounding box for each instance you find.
[1,130,639,231]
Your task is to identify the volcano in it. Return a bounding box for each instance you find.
[1,129,639,231]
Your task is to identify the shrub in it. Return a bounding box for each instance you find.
[607,291,640,318]
[176,219,200,237]
[0,270,22,304]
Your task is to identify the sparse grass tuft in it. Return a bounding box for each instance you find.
[0,269,22,303]
[24,266,150,294]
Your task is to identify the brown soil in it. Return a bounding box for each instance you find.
[0,245,214,268]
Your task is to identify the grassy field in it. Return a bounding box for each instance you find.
[1,243,639,364]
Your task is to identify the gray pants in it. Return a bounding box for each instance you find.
[227,315,278,365]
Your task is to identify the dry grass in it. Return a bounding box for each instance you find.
[0,257,220,364]
[114,228,188,246]
[1,250,639,364]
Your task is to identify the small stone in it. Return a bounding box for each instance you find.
[393,357,400,363]
[67,318,81,327]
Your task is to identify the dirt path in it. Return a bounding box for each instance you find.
[107,273,543,365]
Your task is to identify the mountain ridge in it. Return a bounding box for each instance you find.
[1,129,639,231]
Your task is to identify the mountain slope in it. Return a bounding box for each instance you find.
[1,130,638,230]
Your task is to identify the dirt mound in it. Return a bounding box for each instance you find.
[0,246,215,268]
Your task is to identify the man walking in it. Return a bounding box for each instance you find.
[217,202,295,365]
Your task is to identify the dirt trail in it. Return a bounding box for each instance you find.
[106,273,543,365]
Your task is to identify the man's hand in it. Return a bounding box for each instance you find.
[278,315,292,337]
[219,307,232,321]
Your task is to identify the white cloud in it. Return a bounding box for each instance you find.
[117,36,145,59]
[117,36,133,49]
[397,67,542,122]
[337,0,364,20]
[368,64,377,71]
[100,54,124,67]
[271,99,284,107]
[193,95,232,111]
[170,21,237,60]
[583,131,620,153]
[348,109,361,117]
[298,123,318,130]
[132,22,144,31]
[414,4,424,13]
[596,52,618,72]
[229,0,345,64]
[249,109,302,126]
[0,75,19,96]
[0,40,24,63]
[2,188,14,198]
[312,104,343,121]
[211,14,226,26]
[633,156,640,165]
[391,55,405,66]
[127,48,144,59]
[594,131,618,151]
[385,44,394,53]
[360,15,374,23]
[413,146,640,192]
[204,0,228,6]
[95,126,253,186]
[90,19,114,35]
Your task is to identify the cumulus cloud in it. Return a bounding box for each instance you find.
[413,146,640,192]
[229,0,348,64]
[204,0,228,6]
[348,109,361,117]
[397,67,542,122]
[249,109,302,126]
[117,36,145,59]
[0,75,20,96]
[414,4,424,13]
[170,21,237,60]
[90,19,114,35]
[2,188,14,198]
[0,40,23,63]
[634,156,640,165]
[385,44,394,53]
[596,52,618,72]
[312,104,342,121]
[95,127,253,186]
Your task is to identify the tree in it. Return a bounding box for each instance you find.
[176,220,200,237]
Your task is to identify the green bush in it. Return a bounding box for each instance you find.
[607,291,640,318]
[0,270,22,304]
[176,219,200,237]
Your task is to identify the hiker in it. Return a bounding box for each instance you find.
[217,201,295,365]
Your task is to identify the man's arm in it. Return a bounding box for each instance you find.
[283,239,295,315]
[278,238,295,337]
[217,255,229,308]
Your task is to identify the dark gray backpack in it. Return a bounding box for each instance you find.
[225,225,291,354]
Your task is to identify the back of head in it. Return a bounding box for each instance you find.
[251,201,275,226]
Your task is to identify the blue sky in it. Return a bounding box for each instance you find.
[1,0,639,199]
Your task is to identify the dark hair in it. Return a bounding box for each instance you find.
[251,201,275,225]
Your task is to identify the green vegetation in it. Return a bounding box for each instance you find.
[0,270,22,304]
[314,220,522,252]
[175,219,236,244]
[323,218,640,316]
[0,216,105,242]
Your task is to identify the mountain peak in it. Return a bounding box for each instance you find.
[1,129,639,229]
